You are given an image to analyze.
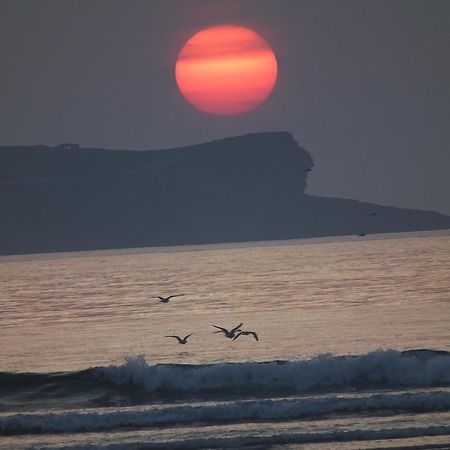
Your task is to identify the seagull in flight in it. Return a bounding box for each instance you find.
[212,323,243,339]
[156,294,185,303]
[165,334,192,344]
[233,330,259,341]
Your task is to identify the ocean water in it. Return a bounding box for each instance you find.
[0,230,449,449]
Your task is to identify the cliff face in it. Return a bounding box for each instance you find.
[0,132,448,255]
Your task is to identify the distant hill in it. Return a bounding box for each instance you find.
[1,132,449,255]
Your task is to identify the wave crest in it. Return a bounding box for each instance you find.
[95,349,450,395]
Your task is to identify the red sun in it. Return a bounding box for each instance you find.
[175,25,278,116]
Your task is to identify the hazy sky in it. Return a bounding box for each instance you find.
[1,0,449,214]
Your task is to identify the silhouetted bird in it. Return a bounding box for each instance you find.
[358,233,366,237]
[212,323,243,339]
[233,331,259,341]
[165,334,192,344]
[156,294,185,303]
[368,212,377,217]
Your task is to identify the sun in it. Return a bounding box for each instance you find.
[175,25,278,116]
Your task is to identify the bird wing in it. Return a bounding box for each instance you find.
[232,332,242,341]
[250,332,259,341]
[212,325,228,333]
[231,323,243,333]
[167,294,185,300]
[183,334,192,341]
[165,335,182,342]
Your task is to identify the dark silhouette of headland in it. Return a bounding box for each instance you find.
[1,132,449,255]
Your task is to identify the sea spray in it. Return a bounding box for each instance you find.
[94,349,450,395]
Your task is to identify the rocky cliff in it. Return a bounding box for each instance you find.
[0,132,448,255]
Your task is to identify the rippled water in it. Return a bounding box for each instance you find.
[0,230,449,449]
[1,230,449,372]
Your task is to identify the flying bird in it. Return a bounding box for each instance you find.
[165,334,192,344]
[212,323,243,339]
[368,212,377,217]
[233,330,259,341]
[156,294,185,303]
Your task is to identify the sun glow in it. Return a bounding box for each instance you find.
[175,25,278,115]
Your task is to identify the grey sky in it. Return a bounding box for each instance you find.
[1,0,449,214]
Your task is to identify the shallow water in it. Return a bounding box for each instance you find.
[0,230,449,449]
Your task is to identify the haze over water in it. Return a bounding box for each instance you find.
[1,230,449,449]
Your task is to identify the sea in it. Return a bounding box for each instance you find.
[0,230,449,450]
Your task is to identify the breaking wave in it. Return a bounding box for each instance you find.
[95,348,450,395]
[1,349,450,405]
[2,349,450,445]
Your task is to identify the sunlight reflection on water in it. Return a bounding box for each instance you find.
[0,231,449,372]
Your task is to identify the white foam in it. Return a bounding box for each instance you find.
[2,390,450,435]
[96,349,450,394]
